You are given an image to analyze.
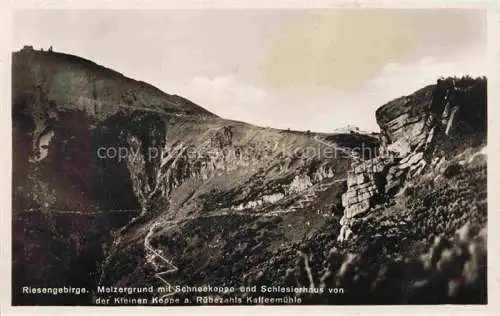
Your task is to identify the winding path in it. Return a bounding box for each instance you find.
[144,222,179,298]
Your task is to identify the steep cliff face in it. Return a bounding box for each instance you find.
[12,49,487,305]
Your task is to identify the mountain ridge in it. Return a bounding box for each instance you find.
[13,47,216,119]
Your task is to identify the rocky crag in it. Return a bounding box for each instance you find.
[12,48,487,305]
[337,77,487,242]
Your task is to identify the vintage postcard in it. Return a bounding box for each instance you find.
[2,0,499,314]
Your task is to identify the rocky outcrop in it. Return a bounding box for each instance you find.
[377,77,487,155]
[337,156,394,241]
[337,77,487,242]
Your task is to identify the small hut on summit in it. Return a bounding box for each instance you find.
[21,45,34,52]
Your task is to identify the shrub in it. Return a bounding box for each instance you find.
[443,163,463,179]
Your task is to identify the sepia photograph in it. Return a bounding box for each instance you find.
[5,3,494,309]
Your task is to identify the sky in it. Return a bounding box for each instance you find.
[13,9,487,132]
